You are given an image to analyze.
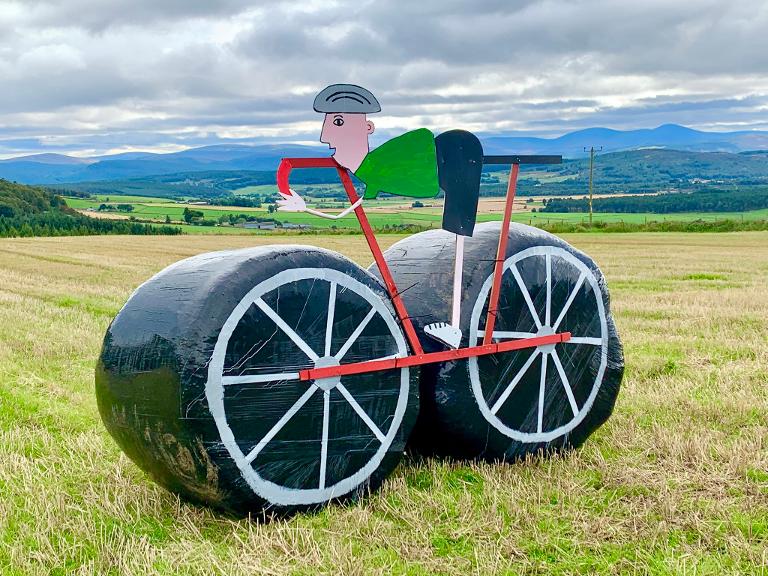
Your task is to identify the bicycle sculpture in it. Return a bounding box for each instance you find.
[96,85,624,516]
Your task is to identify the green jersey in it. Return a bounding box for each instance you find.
[354,128,439,200]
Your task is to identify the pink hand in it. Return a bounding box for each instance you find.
[276,188,307,212]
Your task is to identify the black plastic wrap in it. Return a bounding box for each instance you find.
[96,245,419,516]
[370,222,624,460]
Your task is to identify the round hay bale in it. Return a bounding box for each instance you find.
[370,222,623,460]
[96,245,419,515]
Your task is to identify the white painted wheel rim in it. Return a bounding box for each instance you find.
[468,246,609,443]
[206,268,410,506]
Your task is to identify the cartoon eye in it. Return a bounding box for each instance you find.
[333,117,344,127]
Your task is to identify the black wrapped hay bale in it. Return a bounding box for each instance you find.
[370,222,623,460]
[96,245,419,515]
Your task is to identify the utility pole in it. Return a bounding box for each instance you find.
[584,146,602,226]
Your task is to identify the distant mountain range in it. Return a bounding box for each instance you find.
[483,124,768,156]
[2,124,767,185]
[0,144,320,185]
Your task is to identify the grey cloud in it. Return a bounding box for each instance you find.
[1,0,767,157]
[522,94,768,131]
[8,0,256,31]
[234,1,768,75]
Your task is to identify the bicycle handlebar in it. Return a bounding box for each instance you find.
[276,154,563,195]
[482,155,562,165]
[276,157,340,195]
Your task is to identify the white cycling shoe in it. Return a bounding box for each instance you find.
[424,322,462,349]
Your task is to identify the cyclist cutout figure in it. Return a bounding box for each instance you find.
[278,84,483,349]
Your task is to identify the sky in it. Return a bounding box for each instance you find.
[1,0,767,158]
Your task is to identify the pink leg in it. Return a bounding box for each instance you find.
[451,234,465,328]
[425,233,466,349]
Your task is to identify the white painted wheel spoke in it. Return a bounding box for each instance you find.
[511,265,542,329]
[477,330,537,340]
[537,352,548,434]
[545,253,552,326]
[337,383,386,443]
[551,350,579,417]
[222,373,299,385]
[208,267,411,506]
[319,389,330,489]
[324,282,337,357]
[256,297,320,362]
[467,246,610,444]
[244,385,317,464]
[552,273,586,331]
[491,350,541,415]
[334,307,377,361]
[566,337,603,345]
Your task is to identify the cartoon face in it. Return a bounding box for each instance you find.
[320,113,375,171]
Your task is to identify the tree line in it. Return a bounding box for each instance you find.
[540,187,768,214]
[0,179,181,237]
[0,211,181,237]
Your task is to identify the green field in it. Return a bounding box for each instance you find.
[64,196,768,233]
[511,208,768,226]
[89,194,174,203]
[1,232,766,574]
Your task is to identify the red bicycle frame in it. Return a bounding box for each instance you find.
[276,154,564,381]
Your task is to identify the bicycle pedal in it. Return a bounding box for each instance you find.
[424,323,462,349]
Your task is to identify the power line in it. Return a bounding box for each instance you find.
[584,146,603,226]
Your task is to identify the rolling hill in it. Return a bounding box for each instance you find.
[2,124,767,185]
[0,179,179,237]
[45,148,768,201]
[525,148,768,195]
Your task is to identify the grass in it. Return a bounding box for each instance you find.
[1,232,767,575]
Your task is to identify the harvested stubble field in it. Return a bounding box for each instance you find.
[0,232,766,575]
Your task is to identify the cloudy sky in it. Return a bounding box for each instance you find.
[1,0,767,158]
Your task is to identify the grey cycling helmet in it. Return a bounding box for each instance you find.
[313,84,381,114]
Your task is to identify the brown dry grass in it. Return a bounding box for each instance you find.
[0,232,766,575]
